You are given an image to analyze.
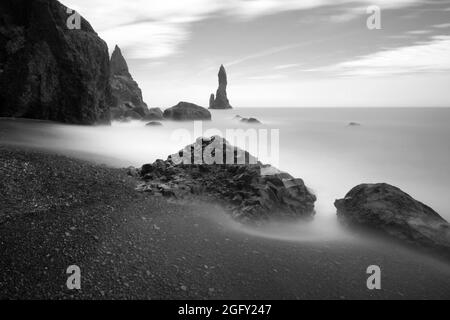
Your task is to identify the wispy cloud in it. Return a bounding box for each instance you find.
[61,0,222,58]
[100,22,190,59]
[225,44,301,67]
[247,74,286,80]
[61,0,425,59]
[407,30,432,35]
[310,35,450,77]
[433,23,450,29]
[274,64,302,70]
[224,0,425,18]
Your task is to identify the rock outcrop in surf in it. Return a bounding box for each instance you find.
[163,102,211,121]
[145,107,164,121]
[234,115,262,124]
[209,94,215,109]
[0,0,111,124]
[209,65,232,109]
[146,121,162,127]
[109,45,149,120]
[335,183,450,257]
[136,136,316,222]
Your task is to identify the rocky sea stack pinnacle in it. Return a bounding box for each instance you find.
[109,45,150,120]
[209,65,232,109]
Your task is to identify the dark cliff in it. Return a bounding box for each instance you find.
[0,0,111,124]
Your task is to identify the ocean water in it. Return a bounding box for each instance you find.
[1,107,450,224]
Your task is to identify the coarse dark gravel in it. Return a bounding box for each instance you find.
[1,145,450,300]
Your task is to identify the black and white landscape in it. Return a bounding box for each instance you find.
[0,0,450,301]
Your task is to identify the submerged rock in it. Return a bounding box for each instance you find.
[241,117,262,124]
[109,45,149,120]
[146,121,162,127]
[137,136,316,222]
[335,183,450,256]
[209,65,232,109]
[163,102,211,121]
[124,109,142,120]
[0,0,111,124]
[348,122,361,127]
[233,115,262,124]
[144,108,163,121]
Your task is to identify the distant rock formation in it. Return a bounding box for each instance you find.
[348,122,361,127]
[209,65,232,109]
[109,45,149,120]
[234,115,262,124]
[209,94,215,109]
[110,45,131,78]
[0,0,111,124]
[123,109,142,120]
[163,102,211,121]
[146,121,162,127]
[335,183,450,257]
[144,107,163,121]
[241,117,262,124]
[136,136,316,221]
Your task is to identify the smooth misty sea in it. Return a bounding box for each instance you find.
[1,107,450,223]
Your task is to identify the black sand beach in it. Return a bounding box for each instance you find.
[1,144,450,300]
[2,0,450,303]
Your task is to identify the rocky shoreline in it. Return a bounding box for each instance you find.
[1,144,450,299]
[129,134,450,260]
[135,136,316,222]
[1,123,448,261]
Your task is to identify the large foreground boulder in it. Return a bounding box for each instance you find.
[109,45,149,120]
[136,136,316,222]
[335,183,450,256]
[0,0,111,124]
[163,102,211,121]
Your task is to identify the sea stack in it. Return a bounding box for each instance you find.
[209,65,232,109]
[0,0,111,124]
[109,45,149,120]
[209,94,215,109]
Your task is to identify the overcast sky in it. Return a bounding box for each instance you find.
[61,0,450,108]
